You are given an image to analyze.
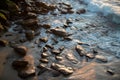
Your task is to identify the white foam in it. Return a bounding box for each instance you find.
[83,0,120,24]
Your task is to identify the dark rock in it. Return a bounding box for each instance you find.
[25,30,35,40]
[42,47,48,52]
[26,12,37,19]
[40,58,49,63]
[95,55,108,62]
[76,9,86,14]
[51,63,73,75]
[14,45,28,56]
[0,39,8,47]
[45,44,54,49]
[42,24,51,29]
[51,49,61,55]
[41,52,49,58]
[59,46,65,51]
[39,37,48,43]
[51,27,68,37]
[75,45,86,56]
[21,18,38,27]
[18,65,36,78]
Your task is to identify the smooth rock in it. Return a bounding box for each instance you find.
[51,27,67,37]
[51,49,61,55]
[40,58,49,63]
[39,37,48,43]
[14,45,28,56]
[41,52,49,58]
[75,45,86,56]
[95,55,108,62]
[51,63,73,75]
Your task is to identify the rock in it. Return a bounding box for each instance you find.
[86,53,95,59]
[12,55,34,70]
[37,63,47,69]
[51,27,67,37]
[42,47,48,52]
[18,65,36,78]
[26,12,37,19]
[39,37,48,43]
[40,58,49,63]
[106,69,115,75]
[59,46,65,51]
[95,55,108,62]
[51,49,61,55]
[64,36,73,41]
[14,45,28,56]
[75,45,86,56]
[51,63,73,75]
[25,30,35,40]
[0,39,8,47]
[22,18,38,27]
[45,44,54,49]
[41,52,49,58]
[55,56,63,61]
[66,18,72,24]
[42,24,51,29]
[76,9,86,14]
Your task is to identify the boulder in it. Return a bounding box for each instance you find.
[14,45,28,56]
[51,63,74,75]
[51,27,68,37]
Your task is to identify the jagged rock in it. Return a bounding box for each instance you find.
[39,37,48,43]
[40,58,49,63]
[76,9,86,14]
[25,30,35,40]
[51,63,74,75]
[51,27,68,37]
[51,49,61,55]
[14,45,28,56]
[0,39,8,47]
[18,65,36,78]
[95,55,108,62]
[75,45,86,56]
[41,52,49,58]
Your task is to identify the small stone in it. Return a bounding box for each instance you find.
[41,52,49,58]
[55,56,63,61]
[37,63,47,69]
[59,46,65,51]
[51,49,61,55]
[66,18,72,24]
[14,45,28,56]
[51,27,67,37]
[76,9,86,14]
[40,58,49,63]
[26,12,37,19]
[39,37,48,43]
[64,37,72,41]
[95,55,108,62]
[25,30,35,40]
[86,53,95,59]
[42,47,48,52]
[107,69,114,75]
[42,24,51,29]
[45,44,54,49]
[51,63,73,75]
[75,45,86,56]
[0,39,8,47]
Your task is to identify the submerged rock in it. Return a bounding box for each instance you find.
[51,63,74,75]
[76,9,86,14]
[51,27,68,37]
[14,45,28,56]
[25,30,35,40]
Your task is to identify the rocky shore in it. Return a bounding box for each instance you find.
[0,0,120,80]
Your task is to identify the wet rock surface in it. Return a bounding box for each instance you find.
[0,0,120,80]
